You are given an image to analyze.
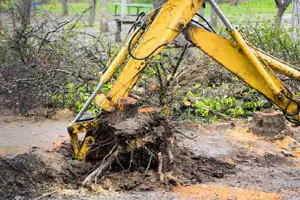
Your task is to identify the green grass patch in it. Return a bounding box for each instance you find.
[2,0,292,17]
[40,0,153,15]
[39,0,292,16]
[216,0,292,16]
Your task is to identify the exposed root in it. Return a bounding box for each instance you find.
[145,150,153,173]
[158,152,164,182]
[82,154,115,186]
[83,144,117,185]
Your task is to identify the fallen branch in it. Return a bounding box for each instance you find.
[83,144,117,185]
[167,147,174,164]
[145,151,154,173]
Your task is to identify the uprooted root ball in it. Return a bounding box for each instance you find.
[82,113,236,187]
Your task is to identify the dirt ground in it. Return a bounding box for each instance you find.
[0,109,72,157]
[1,110,300,200]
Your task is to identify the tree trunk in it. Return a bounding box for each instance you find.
[152,0,165,9]
[88,0,96,26]
[230,0,239,6]
[210,4,218,30]
[276,8,285,27]
[0,0,2,28]
[100,0,109,32]
[17,0,32,27]
[292,0,300,39]
[275,0,292,28]
[121,0,127,17]
[62,0,68,16]
[252,110,286,138]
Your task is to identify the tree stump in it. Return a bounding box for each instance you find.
[117,97,138,118]
[252,109,286,138]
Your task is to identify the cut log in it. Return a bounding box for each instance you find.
[252,109,286,138]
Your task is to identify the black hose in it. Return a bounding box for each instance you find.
[128,11,168,61]
[191,19,214,33]
[195,13,216,33]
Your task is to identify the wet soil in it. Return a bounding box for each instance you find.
[1,113,300,200]
[0,110,71,157]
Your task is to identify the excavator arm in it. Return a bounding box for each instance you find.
[67,0,300,160]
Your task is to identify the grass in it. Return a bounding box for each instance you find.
[3,0,293,17]
[217,0,292,16]
[40,0,153,16]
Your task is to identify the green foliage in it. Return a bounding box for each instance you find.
[183,87,265,123]
[239,17,300,65]
[51,81,112,114]
[66,21,83,29]
[103,82,112,93]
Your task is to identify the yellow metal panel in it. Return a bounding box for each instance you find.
[69,133,80,157]
[67,120,98,134]
[77,136,95,160]
[184,26,300,122]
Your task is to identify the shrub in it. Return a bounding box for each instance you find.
[0,13,113,116]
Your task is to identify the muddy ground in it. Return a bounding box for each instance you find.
[1,110,300,200]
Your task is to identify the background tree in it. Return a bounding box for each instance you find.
[152,0,165,9]
[16,0,32,27]
[0,0,2,28]
[62,0,68,16]
[292,0,300,39]
[275,0,292,27]
[230,0,239,6]
[88,0,96,26]
[100,0,109,32]
[121,0,127,17]
[210,6,218,29]
[210,1,219,29]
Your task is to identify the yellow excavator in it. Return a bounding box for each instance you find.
[67,0,300,160]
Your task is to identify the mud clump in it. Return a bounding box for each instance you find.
[0,148,91,199]
[0,153,51,199]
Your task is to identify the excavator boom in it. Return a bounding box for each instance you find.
[67,0,300,160]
